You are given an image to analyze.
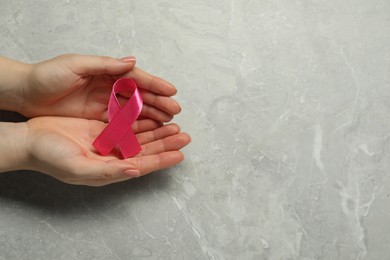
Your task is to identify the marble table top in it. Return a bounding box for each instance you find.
[1,0,390,259]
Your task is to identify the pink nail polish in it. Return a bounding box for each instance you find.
[123,169,140,177]
[120,56,136,63]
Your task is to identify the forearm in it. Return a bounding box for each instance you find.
[0,57,32,113]
[0,122,30,172]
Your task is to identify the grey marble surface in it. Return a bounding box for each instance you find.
[1,0,390,259]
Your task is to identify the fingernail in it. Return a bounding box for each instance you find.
[123,169,140,177]
[166,81,177,95]
[120,56,136,63]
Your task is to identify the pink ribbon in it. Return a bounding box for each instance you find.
[93,78,143,158]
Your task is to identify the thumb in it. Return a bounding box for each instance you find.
[75,157,140,180]
[65,54,136,76]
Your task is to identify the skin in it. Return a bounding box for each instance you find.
[0,54,191,186]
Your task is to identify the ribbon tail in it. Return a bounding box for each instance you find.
[118,131,141,158]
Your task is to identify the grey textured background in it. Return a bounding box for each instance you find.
[1,0,390,259]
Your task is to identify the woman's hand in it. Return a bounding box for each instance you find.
[18,54,181,122]
[24,117,191,186]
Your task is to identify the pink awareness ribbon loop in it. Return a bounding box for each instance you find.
[93,78,143,158]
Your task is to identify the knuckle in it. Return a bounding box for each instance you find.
[58,53,77,62]
[100,56,112,71]
[57,53,73,58]
[100,55,112,63]
[100,55,109,61]
[100,170,114,180]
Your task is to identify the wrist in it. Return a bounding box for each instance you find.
[0,122,32,172]
[0,57,33,113]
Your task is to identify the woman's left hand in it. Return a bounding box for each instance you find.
[25,116,191,186]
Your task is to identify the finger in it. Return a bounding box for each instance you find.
[132,119,163,134]
[130,151,185,176]
[87,120,108,140]
[136,123,180,145]
[141,104,173,122]
[72,157,140,180]
[118,90,181,116]
[140,90,181,115]
[139,133,191,156]
[67,178,130,187]
[117,67,177,96]
[96,116,163,135]
[100,110,109,122]
[66,54,136,76]
[69,151,185,186]
[88,118,164,140]
[116,95,175,122]
[67,176,133,187]
[116,96,128,107]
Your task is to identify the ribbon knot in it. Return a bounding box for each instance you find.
[93,78,143,158]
